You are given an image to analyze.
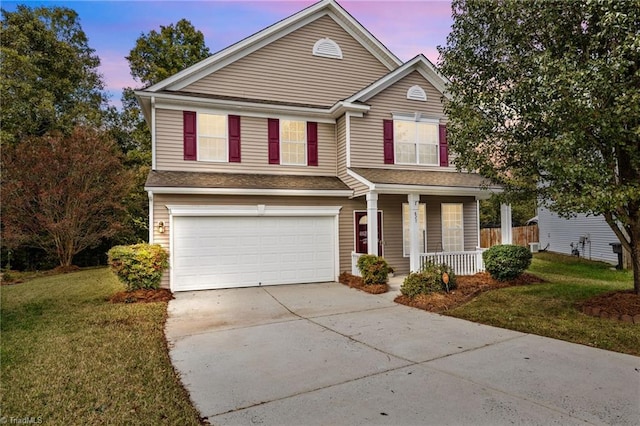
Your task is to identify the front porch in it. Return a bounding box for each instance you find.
[351,249,486,277]
[344,168,509,278]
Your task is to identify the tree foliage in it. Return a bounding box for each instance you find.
[439,0,640,292]
[0,5,106,145]
[1,127,132,267]
[126,18,211,87]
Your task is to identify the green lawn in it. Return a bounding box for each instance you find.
[0,268,201,424]
[446,252,640,356]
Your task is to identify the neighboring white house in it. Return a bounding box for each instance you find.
[538,206,622,265]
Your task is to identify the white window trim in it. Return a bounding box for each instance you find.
[197,112,228,163]
[394,118,440,166]
[402,203,427,257]
[441,203,464,252]
[280,119,307,166]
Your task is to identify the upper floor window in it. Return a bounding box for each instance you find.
[280,120,307,165]
[394,119,439,165]
[198,113,227,162]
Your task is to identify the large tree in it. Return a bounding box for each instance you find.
[1,127,131,267]
[439,0,640,293]
[127,18,211,87]
[0,5,106,145]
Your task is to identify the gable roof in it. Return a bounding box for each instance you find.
[145,0,402,93]
[345,54,451,103]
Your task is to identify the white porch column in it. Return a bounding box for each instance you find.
[408,193,420,272]
[366,191,379,256]
[501,203,513,244]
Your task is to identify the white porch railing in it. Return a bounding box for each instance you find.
[352,250,484,277]
[420,250,485,276]
[351,252,363,276]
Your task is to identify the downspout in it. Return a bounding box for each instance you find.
[476,199,481,249]
[148,191,154,244]
[151,96,156,170]
[345,112,352,168]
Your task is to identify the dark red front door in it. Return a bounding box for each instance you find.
[355,211,383,255]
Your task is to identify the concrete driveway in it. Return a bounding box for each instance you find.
[166,281,640,426]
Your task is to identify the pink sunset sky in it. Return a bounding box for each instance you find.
[5,0,453,108]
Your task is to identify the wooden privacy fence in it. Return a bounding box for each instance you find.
[480,225,539,248]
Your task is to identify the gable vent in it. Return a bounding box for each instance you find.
[312,38,343,59]
[407,85,427,101]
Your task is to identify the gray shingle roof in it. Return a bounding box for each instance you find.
[350,167,499,189]
[146,170,351,191]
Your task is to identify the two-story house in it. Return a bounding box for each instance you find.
[136,0,502,291]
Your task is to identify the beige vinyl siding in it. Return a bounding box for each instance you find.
[378,195,409,274]
[336,114,368,194]
[155,109,337,175]
[183,16,391,107]
[463,200,479,250]
[350,71,452,170]
[152,194,361,288]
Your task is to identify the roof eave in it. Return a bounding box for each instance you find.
[136,90,337,122]
[370,183,501,199]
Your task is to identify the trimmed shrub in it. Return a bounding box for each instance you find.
[400,262,457,298]
[482,244,532,281]
[356,254,389,285]
[108,244,169,291]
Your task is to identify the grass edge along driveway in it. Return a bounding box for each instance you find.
[446,252,639,356]
[0,268,202,425]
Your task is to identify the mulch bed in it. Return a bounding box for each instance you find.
[338,272,388,294]
[579,290,640,324]
[109,288,174,304]
[395,272,545,313]
[394,271,640,324]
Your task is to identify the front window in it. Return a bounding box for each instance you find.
[281,120,306,165]
[394,120,439,165]
[402,203,427,256]
[198,113,227,162]
[442,203,464,252]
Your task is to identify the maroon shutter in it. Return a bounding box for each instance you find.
[307,121,318,166]
[183,111,197,161]
[228,115,241,163]
[439,124,449,167]
[383,119,394,164]
[268,118,280,164]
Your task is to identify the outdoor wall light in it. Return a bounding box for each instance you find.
[157,221,165,234]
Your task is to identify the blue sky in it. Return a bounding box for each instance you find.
[4,1,453,108]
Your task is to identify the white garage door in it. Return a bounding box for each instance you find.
[172,216,335,291]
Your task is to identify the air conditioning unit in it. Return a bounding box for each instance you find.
[529,242,539,253]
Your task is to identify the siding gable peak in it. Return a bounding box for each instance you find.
[144,0,402,94]
[345,54,451,104]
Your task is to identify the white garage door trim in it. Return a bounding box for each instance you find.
[167,205,342,291]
